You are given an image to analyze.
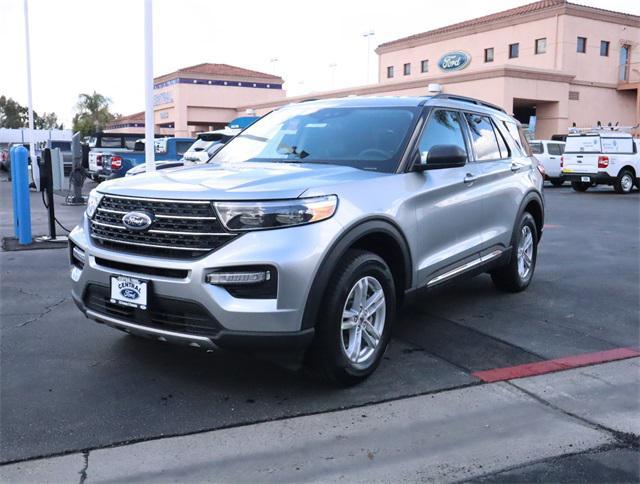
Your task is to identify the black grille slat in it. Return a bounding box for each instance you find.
[85,285,221,336]
[90,195,236,258]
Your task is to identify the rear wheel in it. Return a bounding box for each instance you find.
[571,181,590,192]
[491,212,538,293]
[614,169,634,194]
[550,178,565,187]
[306,250,396,386]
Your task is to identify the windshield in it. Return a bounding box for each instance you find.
[213,104,418,172]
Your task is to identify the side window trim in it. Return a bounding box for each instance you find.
[491,118,512,160]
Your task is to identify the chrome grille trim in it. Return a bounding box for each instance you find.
[91,234,212,252]
[90,194,236,258]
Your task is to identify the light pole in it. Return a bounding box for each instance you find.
[23,0,38,189]
[362,30,375,84]
[144,0,155,173]
[329,63,337,89]
[269,57,279,74]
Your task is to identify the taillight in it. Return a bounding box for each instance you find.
[560,156,563,168]
[111,156,122,170]
[96,154,102,166]
[598,156,609,169]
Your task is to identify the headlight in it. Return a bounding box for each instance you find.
[214,195,338,232]
[86,190,103,218]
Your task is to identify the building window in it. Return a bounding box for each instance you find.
[509,43,519,59]
[403,63,411,76]
[535,38,546,54]
[421,59,429,73]
[387,66,394,78]
[577,37,587,53]
[600,40,610,57]
[484,48,494,62]
[569,91,580,100]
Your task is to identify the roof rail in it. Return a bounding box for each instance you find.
[431,93,506,113]
[568,124,639,134]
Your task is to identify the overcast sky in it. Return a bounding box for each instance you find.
[1,0,638,126]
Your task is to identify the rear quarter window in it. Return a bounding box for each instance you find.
[565,136,601,153]
[530,142,544,154]
[548,143,564,155]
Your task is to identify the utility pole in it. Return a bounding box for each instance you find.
[23,0,38,189]
[362,30,375,84]
[144,0,156,173]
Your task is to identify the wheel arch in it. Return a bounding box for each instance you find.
[301,217,413,330]
[516,190,545,244]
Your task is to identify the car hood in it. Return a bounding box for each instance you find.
[98,161,387,200]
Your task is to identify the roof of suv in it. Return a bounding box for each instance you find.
[287,94,508,117]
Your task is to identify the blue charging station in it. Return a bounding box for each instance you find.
[11,146,32,245]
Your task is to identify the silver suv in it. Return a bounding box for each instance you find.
[69,95,544,385]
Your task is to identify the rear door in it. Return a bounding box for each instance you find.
[470,114,531,254]
[545,142,564,177]
[563,135,600,174]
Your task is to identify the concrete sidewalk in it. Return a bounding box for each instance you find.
[2,358,638,483]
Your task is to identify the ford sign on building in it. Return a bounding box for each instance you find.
[438,51,471,72]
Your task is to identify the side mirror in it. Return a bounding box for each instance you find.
[413,144,467,171]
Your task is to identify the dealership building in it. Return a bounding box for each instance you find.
[110,0,639,139]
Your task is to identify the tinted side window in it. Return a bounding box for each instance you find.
[175,141,192,156]
[418,110,468,163]
[465,114,501,161]
[100,137,122,148]
[530,142,544,154]
[493,121,510,158]
[548,143,563,155]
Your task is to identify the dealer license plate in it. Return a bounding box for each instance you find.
[580,176,591,182]
[110,275,148,309]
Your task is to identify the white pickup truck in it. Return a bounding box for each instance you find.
[561,130,639,194]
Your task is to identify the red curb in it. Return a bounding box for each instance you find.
[472,347,640,383]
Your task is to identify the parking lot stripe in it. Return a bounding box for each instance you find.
[472,347,640,382]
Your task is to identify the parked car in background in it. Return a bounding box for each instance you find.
[126,139,225,176]
[87,134,145,181]
[100,137,194,179]
[182,127,241,163]
[562,128,639,194]
[70,95,544,385]
[530,139,565,186]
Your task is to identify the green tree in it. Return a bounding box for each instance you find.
[34,112,63,130]
[72,91,117,137]
[0,95,28,128]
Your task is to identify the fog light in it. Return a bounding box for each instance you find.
[206,270,271,285]
[70,266,82,282]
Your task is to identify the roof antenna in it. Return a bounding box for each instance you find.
[572,122,576,127]
[597,121,602,127]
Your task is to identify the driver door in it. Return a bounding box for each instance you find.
[411,108,487,287]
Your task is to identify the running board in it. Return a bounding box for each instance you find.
[427,250,503,287]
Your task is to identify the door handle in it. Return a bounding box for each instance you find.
[463,173,476,184]
[549,156,556,159]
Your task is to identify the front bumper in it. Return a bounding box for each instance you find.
[69,213,342,349]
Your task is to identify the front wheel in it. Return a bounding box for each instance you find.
[306,250,396,386]
[571,181,590,192]
[491,212,538,293]
[614,169,635,194]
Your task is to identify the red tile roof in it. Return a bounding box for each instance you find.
[112,111,144,123]
[156,63,281,81]
[377,0,637,51]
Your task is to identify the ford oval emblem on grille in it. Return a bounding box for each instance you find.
[122,211,153,231]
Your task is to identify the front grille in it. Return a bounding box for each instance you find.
[94,257,189,279]
[84,284,221,336]
[90,194,236,258]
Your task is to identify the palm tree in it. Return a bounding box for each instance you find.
[72,91,117,136]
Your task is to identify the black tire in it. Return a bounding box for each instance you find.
[306,249,396,386]
[550,178,565,187]
[614,169,635,194]
[571,181,590,192]
[491,212,538,293]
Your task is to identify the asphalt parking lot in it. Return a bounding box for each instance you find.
[1,180,638,476]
